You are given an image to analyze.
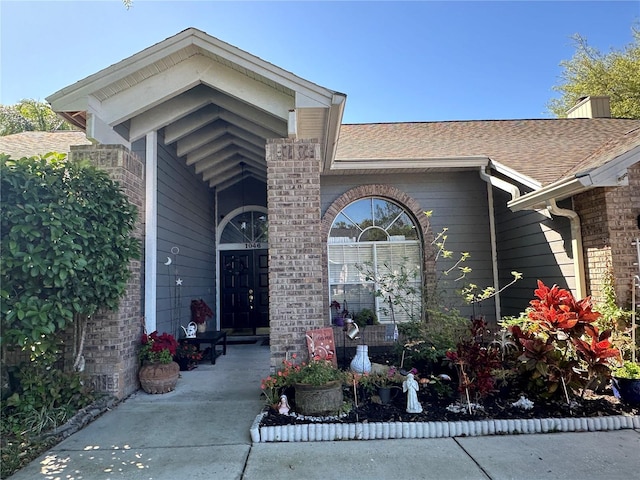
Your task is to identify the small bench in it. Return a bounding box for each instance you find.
[180,331,227,364]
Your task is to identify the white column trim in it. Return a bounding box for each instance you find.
[144,131,158,332]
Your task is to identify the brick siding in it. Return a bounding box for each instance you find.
[266,139,325,370]
[575,162,640,306]
[69,144,145,399]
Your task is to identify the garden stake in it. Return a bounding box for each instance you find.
[561,376,571,406]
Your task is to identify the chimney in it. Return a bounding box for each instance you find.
[566,96,611,118]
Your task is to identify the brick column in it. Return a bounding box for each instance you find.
[575,162,640,306]
[266,139,324,369]
[69,144,144,399]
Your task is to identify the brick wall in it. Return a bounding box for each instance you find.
[266,139,324,370]
[575,162,640,306]
[69,144,144,399]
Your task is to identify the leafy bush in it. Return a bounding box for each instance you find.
[1,153,140,357]
[445,317,502,400]
[1,364,95,437]
[508,280,621,400]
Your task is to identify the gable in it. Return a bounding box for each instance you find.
[46,28,345,191]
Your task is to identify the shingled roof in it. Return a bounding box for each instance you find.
[335,119,640,186]
[0,131,91,159]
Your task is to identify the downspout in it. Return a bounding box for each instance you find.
[545,199,586,299]
[479,167,521,321]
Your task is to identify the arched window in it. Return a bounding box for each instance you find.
[328,197,422,323]
[220,210,268,249]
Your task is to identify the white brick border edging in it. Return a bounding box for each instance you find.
[250,413,640,443]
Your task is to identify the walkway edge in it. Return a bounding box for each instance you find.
[251,413,640,443]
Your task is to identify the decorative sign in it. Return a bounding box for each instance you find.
[305,327,337,367]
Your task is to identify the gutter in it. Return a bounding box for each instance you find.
[331,156,490,171]
[507,176,590,212]
[481,166,585,305]
[479,167,522,321]
[545,199,586,299]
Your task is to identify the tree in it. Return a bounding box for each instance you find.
[548,28,640,119]
[1,153,140,361]
[0,99,74,136]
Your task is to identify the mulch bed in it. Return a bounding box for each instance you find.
[261,351,638,427]
[260,385,638,427]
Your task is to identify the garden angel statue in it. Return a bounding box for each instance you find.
[402,373,423,414]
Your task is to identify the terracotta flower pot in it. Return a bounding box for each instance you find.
[139,361,180,394]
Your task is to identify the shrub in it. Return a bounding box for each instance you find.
[508,280,621,400]
[1,153,140,358]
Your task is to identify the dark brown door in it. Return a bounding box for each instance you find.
[220,250,269,333]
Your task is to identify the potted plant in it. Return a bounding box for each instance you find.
[191,299,213,332]
[288,359,345,416]
[359,367,405,404]
[175,341,204,371]
[354,308,378,327]
[612,361,640,406]
[330,300,344,326]
[138,331,180,394]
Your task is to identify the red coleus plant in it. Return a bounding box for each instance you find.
[528,281,600,334]
[510,280,621,400]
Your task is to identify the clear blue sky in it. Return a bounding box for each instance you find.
[1,1,638,123]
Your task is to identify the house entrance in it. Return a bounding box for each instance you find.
[220,250,269,333]
[218,208,269,335]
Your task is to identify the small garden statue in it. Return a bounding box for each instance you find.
[277,394,290,414]
[402,373,423,414]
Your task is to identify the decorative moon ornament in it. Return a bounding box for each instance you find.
[164,257,172,266]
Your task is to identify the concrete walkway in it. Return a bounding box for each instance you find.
[8,342,640,480]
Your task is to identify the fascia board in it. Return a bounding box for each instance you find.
[489,160,542,189]
[48,28,338,117]
[507,177,588,212]
[323,93,347,172]
[584,145,640,186]
[190,32,339,106]
[330,156,490,170]
[47,32,198,107]
[508,144,640,211]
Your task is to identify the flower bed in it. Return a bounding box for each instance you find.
[252,387,639,442]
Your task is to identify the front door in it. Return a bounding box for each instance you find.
[220,249,269,333]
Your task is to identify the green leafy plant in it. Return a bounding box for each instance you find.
[594,267,633,359]
[354,308,378,327]
[1,153,140,360]
[260,354,302,405]
[288,359,344,386]
[358,367,407,393]
[612,361,640,380]
[1,364,95,437]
